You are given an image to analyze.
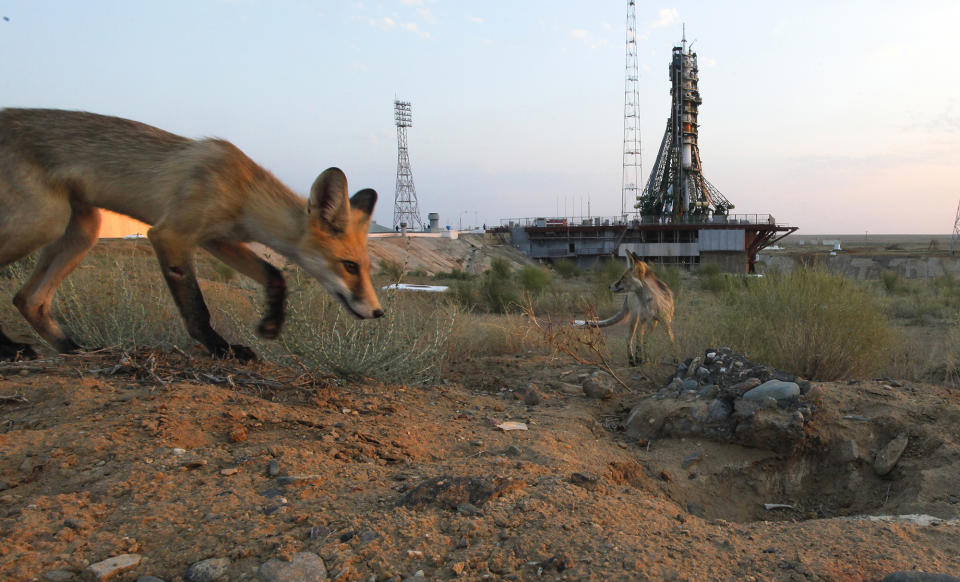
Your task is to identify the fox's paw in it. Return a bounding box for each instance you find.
[211,344,258,363]
[0,341,39,362]
[257,319,282,340]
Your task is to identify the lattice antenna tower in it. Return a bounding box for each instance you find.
[393,99,425,231]
[621,0,642,217]
[952,198,960,254]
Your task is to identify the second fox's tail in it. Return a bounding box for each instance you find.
[574,297,628,328]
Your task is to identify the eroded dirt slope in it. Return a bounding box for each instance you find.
[1,351,958,581]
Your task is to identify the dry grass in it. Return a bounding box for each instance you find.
[3,246,960,387]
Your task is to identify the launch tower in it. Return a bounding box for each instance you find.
[637,34,733,219]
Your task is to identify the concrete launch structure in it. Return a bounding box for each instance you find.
[497,15,796,273]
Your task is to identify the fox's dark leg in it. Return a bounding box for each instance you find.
[0,327,38,361]
[13,202,100,354]
[203,241,286,340]
[148,227,255,362]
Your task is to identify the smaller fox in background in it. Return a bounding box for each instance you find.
[0,108,383,362]
[575,251,675,366]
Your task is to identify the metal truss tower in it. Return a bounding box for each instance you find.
[636,32,733,220]
[952,198,960,254]
[393,99,425,231]
[621,0,642,217]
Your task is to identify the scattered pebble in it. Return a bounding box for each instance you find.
[874,434,909,476]
[42,570,75,582]
[680,452,702,469]
[259,552,327,582]
[85,554,141,581]
[268,459,280,477]
[185,557,230,582]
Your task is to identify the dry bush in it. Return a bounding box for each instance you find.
[54,257,191,349]
[446,312,538,359]
[523,302,629,387]
[716,268,891,381]
[234,275,458,384]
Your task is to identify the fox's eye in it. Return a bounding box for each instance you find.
[342,260,359,275]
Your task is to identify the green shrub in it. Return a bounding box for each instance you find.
[239,273,458,384]
[696,263,723,278]
[433,268,473,281]
[378,259,405,282]
[480,258,519,313]
[718,268,891,380]
[517,265,552,295]
[657,266,683,297]
[880,269,901,294]
[552,259,582,279]
[449,279,481,309]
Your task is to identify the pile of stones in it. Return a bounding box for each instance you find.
[625,348,815,453]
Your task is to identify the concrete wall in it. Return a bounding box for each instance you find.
[699,229,745,251]
[701,251,748,273]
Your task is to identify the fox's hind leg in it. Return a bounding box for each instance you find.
[13,201,101,354]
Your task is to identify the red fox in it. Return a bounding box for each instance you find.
[0,108,382,361]
[575,251,675,366]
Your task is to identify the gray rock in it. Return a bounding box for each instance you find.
[85,555,142,581]
[742,380,799,401]
[680,378,699,391]
[267,459,280,477]
[874,434,909,476]
[733,398,760,418]
[503,445,523,457]
[259,552,327,582]
[136,577,166,582]
[686,502,706,517]
[729,377,762,394]
[697,384,717,398]
[523,386,542,406]
[696,366,710,378]
[185,557,231,582]
[684,357,702,378]
[582,371,614,399]
[43,571,76,582]
[707,399,732,421]
[456,502,482,516]
[836,439,859,463]
[681,452,702,469]
[881,572,960,582]
[570,472,601,490]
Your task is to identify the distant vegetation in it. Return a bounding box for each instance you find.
[2,247,959,386]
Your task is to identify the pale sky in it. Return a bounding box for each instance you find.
[2,1,958,235]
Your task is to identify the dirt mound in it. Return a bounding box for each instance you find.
[0,351,958,581]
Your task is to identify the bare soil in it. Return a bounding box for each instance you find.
[1,350,958,582]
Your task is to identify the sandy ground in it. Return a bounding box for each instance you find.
[0,349,958,582]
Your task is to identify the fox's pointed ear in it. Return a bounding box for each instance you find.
[625,250,637,265]
[350,189,377,220]
[308,167,349,234]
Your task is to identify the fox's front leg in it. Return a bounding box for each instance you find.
[148,228,256,361]
[203,241,286,340]
[627,314,641,366]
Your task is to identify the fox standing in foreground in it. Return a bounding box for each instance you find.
[575,250,675,366]
[0,108,383,362]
